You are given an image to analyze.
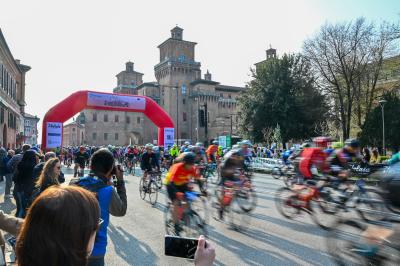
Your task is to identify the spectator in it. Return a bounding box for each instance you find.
[0,210,23,258]
[28,158,62,207]
[70,148,127,266]
[370,148,381,164]
[13,150,40,218]
[0,147,6,182]
[7,144,31,182]
[16,186,100,266]
[3,149,15,199]
[32,152,65,184]
[362,147,371,163]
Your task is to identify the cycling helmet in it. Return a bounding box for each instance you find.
[241,140,252,147]
[184,141,190,145]
[232,144,240,149]
[345,138,360,148]
[212,140,219,145]
[152,146,159,152]
[332,142,344,149]
[182,152,196,164]
[195,142,203,147]
[145,143,154,149]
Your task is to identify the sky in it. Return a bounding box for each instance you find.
[0,0,399,141]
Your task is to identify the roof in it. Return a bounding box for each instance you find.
[157,38,197,49]
[0,28,30,74]
[116,70,144,77]
[190,79,220,86]
[23,113,40,120]
[64,121,84,128]
[215,84,245,92]
[171,26,183,32]
[136,82,159,90]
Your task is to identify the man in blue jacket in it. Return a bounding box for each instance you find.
[71,148,127,266]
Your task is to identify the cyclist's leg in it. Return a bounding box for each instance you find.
[73,163,78,177]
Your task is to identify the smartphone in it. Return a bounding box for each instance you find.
[164,235,198,259]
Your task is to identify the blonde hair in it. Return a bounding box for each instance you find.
[35,158,60,189]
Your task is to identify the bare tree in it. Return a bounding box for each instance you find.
[303,18,400,139]
[262,127,273,146]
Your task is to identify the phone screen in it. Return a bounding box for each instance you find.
[164,235,198,259]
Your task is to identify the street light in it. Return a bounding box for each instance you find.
[379,99,387,155]
[172,86,179,144]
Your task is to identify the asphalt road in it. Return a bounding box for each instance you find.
[0,166,338,266]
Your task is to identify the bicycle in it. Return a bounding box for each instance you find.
[326,218,400,265]
[139,171,159,205]
[275,178,337,230]
[165,189,207,237]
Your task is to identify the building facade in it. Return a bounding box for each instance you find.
[82,26,244,146]
[62,121,86,147]
[23,113,40,146]
[0,29,31,149]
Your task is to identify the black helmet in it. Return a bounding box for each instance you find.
[345,138,360,148]
[182,152,196,164]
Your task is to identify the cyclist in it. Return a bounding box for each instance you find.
[73,146,89,177]
[180,141,191,153]
[326,138,362,179]
[140,144,159,187]
[217,148,246,219]
[165,152,198,234]
[170,144,180,161]
[206,141,219,163]
[387,150,400,165]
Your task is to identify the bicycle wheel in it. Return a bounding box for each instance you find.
[164,202,176,235]
[183,211,207,237]
[191,196,209,225]
[156,174,163,189]
[228,197,249,232]
[356,188,388,222]
[211,187,223,220]
[148,181,158,205]
[309,198,337,230]
[274,187,300,219]
[236,181,257,213]
[139,178,146,200]
[326,219,369,266]
[271,167,281,179]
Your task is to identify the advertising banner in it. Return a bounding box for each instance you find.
[218,135,227,148]
[87,92,146,110]
[46,122,63,148]
[164,127,175,147]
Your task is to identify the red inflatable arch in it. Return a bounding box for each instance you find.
[41,90,174,150]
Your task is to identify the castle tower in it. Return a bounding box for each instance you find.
[266,45,277,59]
[114,61,144,94]
[154,26,201,142]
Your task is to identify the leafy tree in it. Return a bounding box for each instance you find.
[359,92,400,150]
[303,17,400,139]
[272,124,282,146]
[238,54,328,145]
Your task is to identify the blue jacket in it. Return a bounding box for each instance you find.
[75,176,113,257]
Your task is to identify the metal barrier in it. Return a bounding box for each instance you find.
[251,157,282,172]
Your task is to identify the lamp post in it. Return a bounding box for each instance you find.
[173,86,179,145]
[379,99,387,155]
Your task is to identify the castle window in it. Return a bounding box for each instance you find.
[115,115,119,122]
[115,133,119,140]
[126,116,130,124]
[137,117,141,124]
[183,112,187,122]
[104,133,108,141]
[92,132,97,140]
[93,113,97,122]
[104,114,108,122]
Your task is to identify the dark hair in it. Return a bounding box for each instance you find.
[15,150,38,183]
[90,148,114,177]
[16,186,100,266]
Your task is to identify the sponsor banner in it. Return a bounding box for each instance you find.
[46,122,63,148]
[164,128,175,148]
[87,92,146,110]
[218,136,227,148]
